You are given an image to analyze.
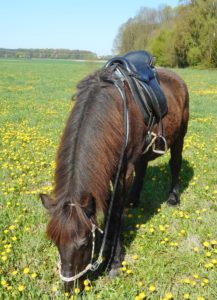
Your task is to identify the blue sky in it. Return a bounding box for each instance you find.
[0,0,180,56]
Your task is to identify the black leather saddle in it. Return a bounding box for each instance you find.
[104,51,168,125]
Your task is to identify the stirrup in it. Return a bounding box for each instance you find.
[153,135,167,154]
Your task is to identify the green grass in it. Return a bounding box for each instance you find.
[0,60,217,300]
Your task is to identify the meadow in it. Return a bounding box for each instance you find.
[0,59,217,300]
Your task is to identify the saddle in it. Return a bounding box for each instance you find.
[104,51,167,125]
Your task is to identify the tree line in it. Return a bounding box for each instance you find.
[0,48,97,60]
[113,0,217,67]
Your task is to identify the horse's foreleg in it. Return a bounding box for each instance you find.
[106,176,127,278]
[127,157,148,207]
[168,134,184,205]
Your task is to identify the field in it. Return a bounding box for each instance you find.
[0,59,217,300]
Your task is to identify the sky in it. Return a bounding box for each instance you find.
[0,0,180,56]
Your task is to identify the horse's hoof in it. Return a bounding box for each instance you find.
[167,193,180,206]
[109,268,120,279]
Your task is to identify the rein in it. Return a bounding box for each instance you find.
[58,78,129,283]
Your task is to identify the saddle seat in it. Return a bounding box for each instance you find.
[104,51,168,124]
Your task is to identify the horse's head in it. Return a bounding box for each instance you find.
[40,193,97,292]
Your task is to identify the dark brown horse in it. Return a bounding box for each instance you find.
[40,66,189,293]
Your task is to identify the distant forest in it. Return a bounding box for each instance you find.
[113,0,217,67]
[0,48,99,60]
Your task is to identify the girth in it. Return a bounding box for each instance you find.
[104,50,168,126]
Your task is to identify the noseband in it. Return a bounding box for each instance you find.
[58,217,104,282]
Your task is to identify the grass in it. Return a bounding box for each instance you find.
[0,59,217,300]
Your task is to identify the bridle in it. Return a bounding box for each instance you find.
[58,218,104,282]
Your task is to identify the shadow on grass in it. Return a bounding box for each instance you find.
[122,158,194,247]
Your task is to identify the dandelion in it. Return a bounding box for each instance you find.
[18,285,25,292]
[23,267,30,274]
[211,240,217,246]
[74,288,80,294]
[203,241,210,248]
[165,292,173,299]
[206,252,212,257]
[1,280,7,286]
[83,279,90,286]
[149,284,156,292]
[31,272,37,279]
[132,255,139,260]
[52,286,57,292]
[12,270,18,276]
[183,294,190,299]
[1,255,7,261]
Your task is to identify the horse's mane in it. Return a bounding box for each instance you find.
[47,68,124,244]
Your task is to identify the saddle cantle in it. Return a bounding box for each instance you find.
[104,50,168,125]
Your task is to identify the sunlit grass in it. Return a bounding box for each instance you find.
[0,60,217,299]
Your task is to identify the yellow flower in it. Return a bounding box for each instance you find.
[194,247,199,252]
[165,292,173,299]
[83,279,90,286]
[132,255,139,260]
[31,272,37,278]
[1,280,7,286]
[149,284,156,292]
[9,225,15,230]
[203,241,210,248]
[23,267,30,274]
[122,260,127,266]
[197,297,205,300]
[84,286,91,292]
[12,270,18,276]
[1,255,7,261]
[183,294,190,299]
[139,292,146,299]
[52,286,57,292]
[74,288,80,294]
[206,252,211,257]
[18,285,25,292]
[183,278,190,284]
[12,236,17,241]
[203,278,209,284]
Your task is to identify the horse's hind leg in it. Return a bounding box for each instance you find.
[168,133,185,206]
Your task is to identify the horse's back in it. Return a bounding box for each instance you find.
[157,68,188,103]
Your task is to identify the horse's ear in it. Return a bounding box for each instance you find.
[39,193,55,211]
[81,193,96,218]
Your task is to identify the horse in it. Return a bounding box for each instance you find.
[40,61,189,293]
